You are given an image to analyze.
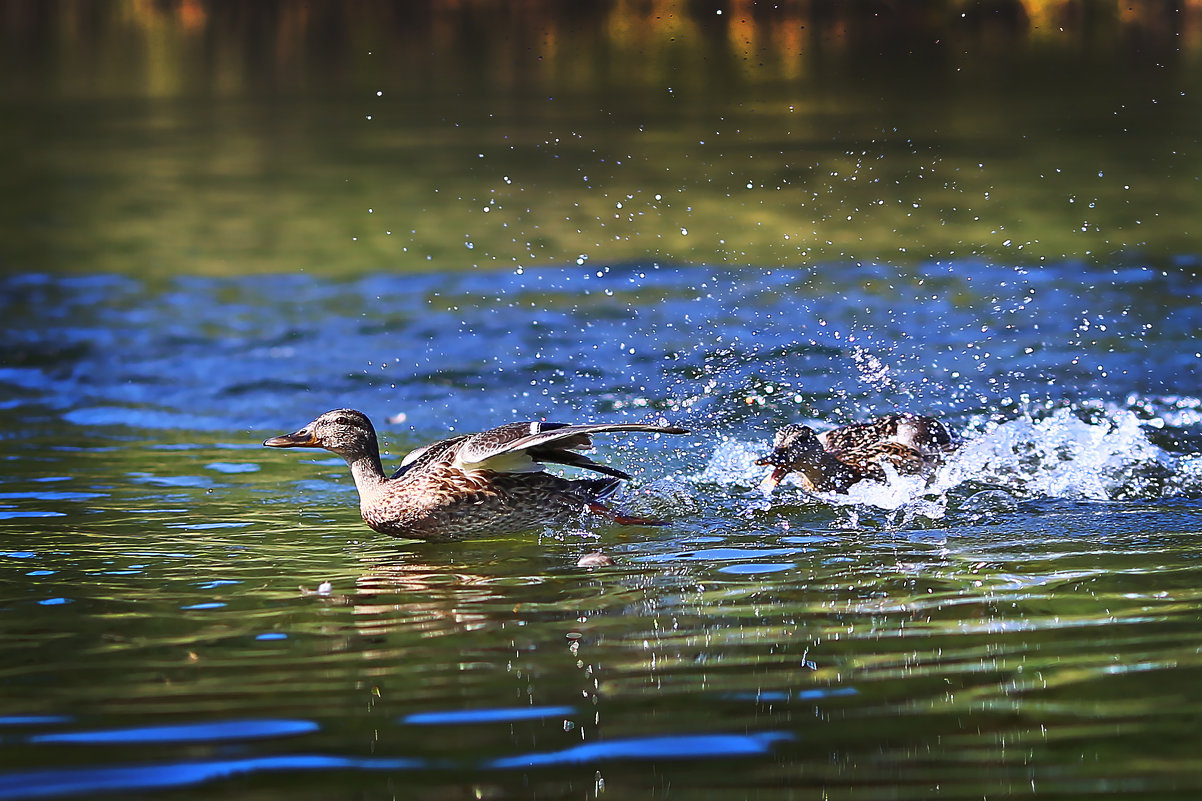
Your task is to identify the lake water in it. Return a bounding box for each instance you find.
[3,260,1201,800]
[3,3,1202,800]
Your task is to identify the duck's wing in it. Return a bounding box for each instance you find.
[819,416,903,451]
[821,414,958,455]
[832,440,931,477]
[450,421,689,479]
[389,436,467,479]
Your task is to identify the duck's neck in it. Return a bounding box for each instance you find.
[794,456,830,492]
[344,441,388,494]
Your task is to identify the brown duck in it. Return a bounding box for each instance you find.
[756,414,955,494]
[264,409,688,540]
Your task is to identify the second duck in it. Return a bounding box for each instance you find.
[756,413,956,494]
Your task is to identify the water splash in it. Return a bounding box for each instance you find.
[942,405,1177,501]
[850,345,895,391]
[697,402,1188,525]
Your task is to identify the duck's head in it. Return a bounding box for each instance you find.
[263,408,379,460]
[754,424,824,493]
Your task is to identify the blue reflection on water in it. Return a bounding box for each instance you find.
[723,687,860,702]
[28,719,319,745]
[717,562,796,575]
[0,717,72,727]
[0,731,792,800]
[62,407,227,431]
[0,755,421,801]
[0,492,104,501]
[639,547,799,562]
[5,263,1199,440]
[401,705,578,725]
[0,512,66,519]
[126,473,215,489]
[204,462,261,473]
[487,730,793,768]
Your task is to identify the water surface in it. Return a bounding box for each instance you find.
[4,3,1202,798]
[2,261,1201,799]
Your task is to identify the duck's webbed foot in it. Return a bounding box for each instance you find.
[587,502,670,526]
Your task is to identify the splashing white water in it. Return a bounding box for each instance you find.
[941,406,1175,500]
[696,438,765,487]
[696,405,1183,518]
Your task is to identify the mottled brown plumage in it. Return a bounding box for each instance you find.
[756,415,955,494]
[263,409,688,540]
[817,413,956,455]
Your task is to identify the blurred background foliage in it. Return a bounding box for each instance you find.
[5,0,1200,99]
[2,0,1201,275]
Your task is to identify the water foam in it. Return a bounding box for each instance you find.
[697,404,1186,521]
[941,406,1176,501]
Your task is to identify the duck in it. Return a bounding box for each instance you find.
[263,409,688,540]
[755,414,955,494]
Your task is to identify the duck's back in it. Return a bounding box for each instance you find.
[827,440,932,484]
[820,413,954,455]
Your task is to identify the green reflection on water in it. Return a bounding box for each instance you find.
[3,415,1202,798]
[3,1,1202,277]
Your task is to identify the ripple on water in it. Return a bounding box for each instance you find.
[0,265,1200,800]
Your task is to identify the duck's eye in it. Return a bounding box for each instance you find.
[333,416,353,427]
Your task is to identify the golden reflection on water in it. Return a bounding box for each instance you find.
[6,0,1202,276]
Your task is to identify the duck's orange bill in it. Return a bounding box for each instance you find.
[263,431,318,448]
[758,465,788,494]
